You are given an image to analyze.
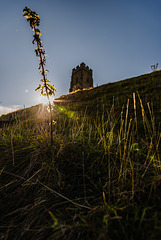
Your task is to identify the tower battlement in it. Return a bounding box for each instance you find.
[72,62,92,74]
[69,62,93,92]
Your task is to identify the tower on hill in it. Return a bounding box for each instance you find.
[69,62,93,92]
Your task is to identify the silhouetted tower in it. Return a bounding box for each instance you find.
[69,62,93,92]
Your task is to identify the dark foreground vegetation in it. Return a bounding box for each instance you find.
[0,89,161,240]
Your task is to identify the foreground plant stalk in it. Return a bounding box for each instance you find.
[23,6,56,144]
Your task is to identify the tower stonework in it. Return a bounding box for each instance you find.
[69,62,93,92]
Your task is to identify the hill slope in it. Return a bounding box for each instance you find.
[0,71,161,239]
[1,70,161,124]
[54,70,161,119]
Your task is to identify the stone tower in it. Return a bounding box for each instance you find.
[69,62,93,92]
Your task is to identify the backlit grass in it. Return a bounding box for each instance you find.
[0,95,161,239]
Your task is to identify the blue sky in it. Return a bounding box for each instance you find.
[0,0,161,115]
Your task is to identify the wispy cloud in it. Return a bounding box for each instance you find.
[0,105,22,116]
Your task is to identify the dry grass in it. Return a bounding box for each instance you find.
[0,94,161,239]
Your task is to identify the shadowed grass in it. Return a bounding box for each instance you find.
[0,96,161,239]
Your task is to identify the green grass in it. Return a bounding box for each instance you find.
[0,71,161,239]
[55,70,161,121]
[0,97,161,239]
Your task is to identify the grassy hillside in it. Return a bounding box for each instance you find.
[0,104,49,122]
[0,71,161,239]
[55,70,161,118]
